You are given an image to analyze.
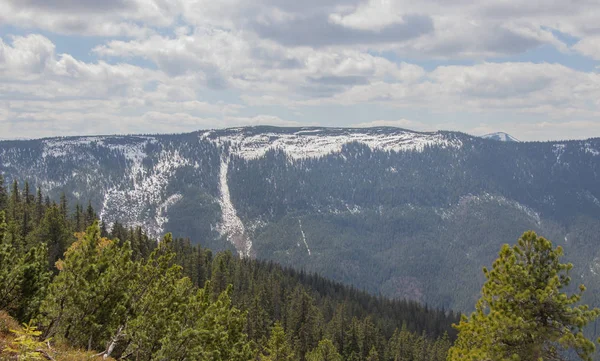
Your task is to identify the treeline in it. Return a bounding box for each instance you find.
[0,176,458,360]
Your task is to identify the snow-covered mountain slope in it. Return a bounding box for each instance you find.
[2,126,600,310]
[481,132,520,142]
[0,127,462,255]
[202,127,462,160]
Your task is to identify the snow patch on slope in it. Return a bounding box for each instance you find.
[42,136,157,161]
[42,137,99,158]
[553,144,567,164]
[578,190,600,208]
[155,194,183,234]
[298,219,311,256]
[201,128,462,161]
[456,193,542,226]
[591,257,600,276]
[39,136,187,238]
[217,157,252,257]
[584,142,600,156]
[100,147,189,238]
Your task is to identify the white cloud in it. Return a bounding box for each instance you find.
[0,34,258,138]
[311,62,600,121]
[0,0,181,37]
[325,0,598,58]
[573,36,600,60]
[0,35,55,74]
[93,30,424,99]
[2,0,600,141]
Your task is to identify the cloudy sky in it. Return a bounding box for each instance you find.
[1,0,600,140]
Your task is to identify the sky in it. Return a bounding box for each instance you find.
[1,0,600,141]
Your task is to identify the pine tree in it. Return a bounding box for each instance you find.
[344,317,361,361]
[262,322,294,361]
[211,251,232,296]
[15,243,51,322]
[448,231,600,361]
[326,304,347,353]
[0,211,51,322]
[118,234,192,359]
[10,180,20,221]
[35,187,44,223]
[360,317,381,360]
[21,182,33,240]
[0,211,20,311]
[412,331,428,361]
[110,220,127,245]
[388,323,414,361]
[23,181,31,206]
[100,220,108,238]
[34,204,71,270]
[147,282,253,361]
[246,292,270,343]
[0,174,7,211]
[3,322,47,360]
[59,193,67,219]
[287,287,322,361]
[37,222,134,350]
[188,285,253,361]
[74,203,82,232]
[432,332,450,361]
[366,346,379,361]
[84,201,96,229]
[0,211,5,244]
[306,339,342,361]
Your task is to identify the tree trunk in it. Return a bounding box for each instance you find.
[104,325,125,359]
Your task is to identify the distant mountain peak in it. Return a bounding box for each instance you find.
[481,132,520,142]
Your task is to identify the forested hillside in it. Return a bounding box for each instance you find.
[0,179,457,360]
[2,126,600,312]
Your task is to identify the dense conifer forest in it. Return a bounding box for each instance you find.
[2,175,600,360]
[0,177,458,360]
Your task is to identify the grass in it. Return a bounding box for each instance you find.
[0,311,114,361]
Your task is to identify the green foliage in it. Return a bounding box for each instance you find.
[366,346,379,361]
[0,211,51,323]
[287,287,323,361]
[120,234,251,360]
[449,231,600,361]
[306,339,343,361]
[35,225,253,360]
[0,175,7,212]
[385,324,449,361]
[262,322,295,361]
[0,180,459,361]
[30,204,71,270]
[37,222,134,350]
[171,236,458,361]
[152,285,253,361]
[3,322,46,361]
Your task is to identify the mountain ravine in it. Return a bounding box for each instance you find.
[2,126,600,312]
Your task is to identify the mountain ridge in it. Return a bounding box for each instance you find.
[2,126,600,311]
[3,125,600,143]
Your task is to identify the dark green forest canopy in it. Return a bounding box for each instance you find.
[0,178,457,361]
